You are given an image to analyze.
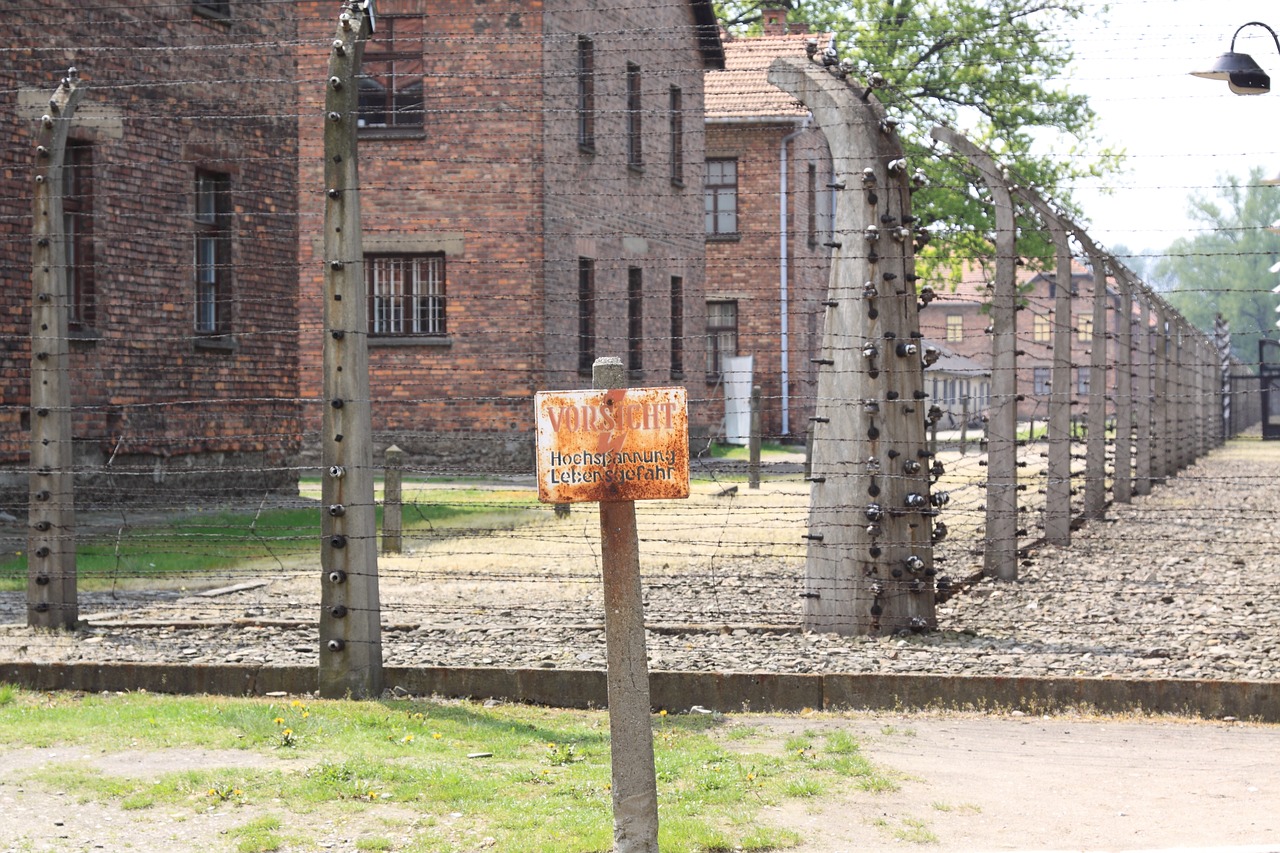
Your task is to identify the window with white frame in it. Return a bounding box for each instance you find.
[945,314,963,343]
[706,300,738,379]
[705,158,738,237]
[1033,366,1051,396]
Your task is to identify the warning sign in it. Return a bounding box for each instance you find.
[534,387,690,504]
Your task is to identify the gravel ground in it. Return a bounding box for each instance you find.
[2,438,1278,684]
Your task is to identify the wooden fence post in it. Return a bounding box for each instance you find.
[28,69,83,630]
[593,356,659,853]
[748,385,761,489]
[318,0,382,700]
[381,444,403,555]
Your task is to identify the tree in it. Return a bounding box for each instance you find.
[713,0,1122,275]
[1155,167,1280,362]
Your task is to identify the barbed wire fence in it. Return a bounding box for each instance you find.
[0,1,1275,695]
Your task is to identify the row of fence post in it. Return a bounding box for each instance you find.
[930,127,1227,582]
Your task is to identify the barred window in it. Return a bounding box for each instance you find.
[367,255,446,336]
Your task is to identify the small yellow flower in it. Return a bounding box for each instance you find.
[273,717,285,725]
[290,700,302,708]
[659,709,667,717]
[432,732,442,740]
[402,734,414,743]
[283,728,293,737]
[302,711,310,719]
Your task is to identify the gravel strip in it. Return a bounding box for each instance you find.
[2,441,1277,684]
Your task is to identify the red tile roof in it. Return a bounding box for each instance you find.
[705,32,823,121]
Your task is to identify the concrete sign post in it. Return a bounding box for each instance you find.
[535,359,689,853]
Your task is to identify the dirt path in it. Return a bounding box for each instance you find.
[759,712,1280,852]
[2,711,1277,853]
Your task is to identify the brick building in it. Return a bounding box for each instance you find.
[295,0,723,471]
[919,261,1118,421]
[703,9,833,444]
[0,1,301,505]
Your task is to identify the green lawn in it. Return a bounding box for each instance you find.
[0,686,897,853]
[1,484,542,591]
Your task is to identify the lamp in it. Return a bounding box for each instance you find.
[1191,21,1280,95]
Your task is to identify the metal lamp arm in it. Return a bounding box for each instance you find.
[1231,21,1280,56]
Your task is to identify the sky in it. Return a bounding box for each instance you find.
[1062,0,1280,256]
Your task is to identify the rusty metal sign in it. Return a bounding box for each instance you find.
[534,387,689,503]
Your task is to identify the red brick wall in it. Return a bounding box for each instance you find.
[1,2,300,502]
[297,0,715,470]
[704,121,832,443]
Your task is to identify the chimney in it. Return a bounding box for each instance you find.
[762,4,786,35]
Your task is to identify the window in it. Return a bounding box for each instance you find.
[706,300,738,380]
[64,141,95,330]
[576,36,595,150]
[1077,314,1093,342]
[1077,366,1090,396]
[1033,366,1051,396]
[367,255,446,336]
[626,63,643,169]
[358,15,425,131]
[806,163,817,247]
[669,86,684,185]
[945,314,963,343]
[1032,314,1051,343]
[193,0,230,19]
[705,158,738,237]
[670,276,684,377]
[578,258,595,373]
[194,171,232,335]
[628,267,643,373]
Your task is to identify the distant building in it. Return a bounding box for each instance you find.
[918,261,1118,421]
[702,8,833,444]
[923,341,990,428]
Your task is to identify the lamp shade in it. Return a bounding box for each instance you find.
[1191,50,1268,81]
[1229,67,1271,94]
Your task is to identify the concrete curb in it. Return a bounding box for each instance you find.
[3,662,1277,721]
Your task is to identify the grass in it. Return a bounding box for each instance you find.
[874,816,939,844]
[0,483,542,592]
[0,687,898,853]
[704,441,799,460]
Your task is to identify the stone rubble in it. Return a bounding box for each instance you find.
[2,443,1277,684]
